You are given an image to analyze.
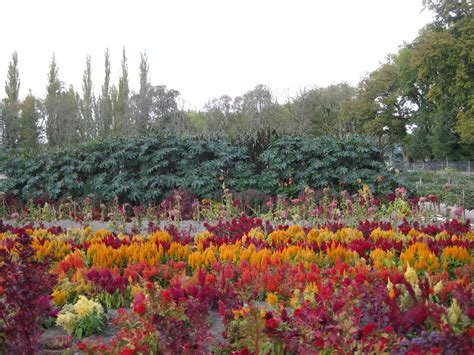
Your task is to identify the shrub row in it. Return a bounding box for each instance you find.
[1,134,401,204]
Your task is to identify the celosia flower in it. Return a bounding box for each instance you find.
[447,299,462,326]
[404,263,418,287]
[133,301,146,315]
[265,317,279,330]
[362,323,375,337]
[266,292,278,307]
[433,280,443,295]
[387,278,395,299]
[74,295,102,319]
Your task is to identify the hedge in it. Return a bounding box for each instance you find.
[1,134,401,203]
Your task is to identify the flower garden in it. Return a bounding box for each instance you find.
[0,185,473,354]
[0,135,472,354]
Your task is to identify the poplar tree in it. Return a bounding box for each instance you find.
[2,52,21,148]
[113,47,130,136]
[98,48,113,138]
[136,51,151,134]
[17,91,40,149]
[45,54,62,146]
[80,55,95,140]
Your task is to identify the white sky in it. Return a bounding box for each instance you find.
[0,0,434,110]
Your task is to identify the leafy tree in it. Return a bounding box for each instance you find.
[80,55,96,140]
[17,92,41,149]
[113,47,131,136]
[98,48,113,138]
[422,0,473,25]
[239,84,280,131]
[346,60,412,160]
[397,5,473,159]
[2,52,21,148]
[304,83,356,138]
[149,85,180,130]
[45,54,62,146]
[133,51,152,135]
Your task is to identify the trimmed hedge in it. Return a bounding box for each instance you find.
[1,134,401,203]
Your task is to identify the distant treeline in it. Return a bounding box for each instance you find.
[0,0,472,161]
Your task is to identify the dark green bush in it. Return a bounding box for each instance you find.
[1,134,401,204]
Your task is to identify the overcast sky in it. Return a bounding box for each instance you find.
[0,0,434,110]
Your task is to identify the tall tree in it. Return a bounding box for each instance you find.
[80,55,95,140]
[422,0,473,25]
[149,85,180,130]
[397,3,473,159]
[98,48,113,138]
[17,91,40,149]
[135,51,151,135]
[2,52,21,148]
[45,54,62,146]
[59,86,82,145]
[113,47,130,136]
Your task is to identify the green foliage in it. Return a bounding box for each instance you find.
[1,134,400,204]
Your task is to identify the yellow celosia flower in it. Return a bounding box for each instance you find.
[52,289,68,306]
[447,299,462,326]
[404,263,418,287]
[433,280,443,295]
[387,278,395,299]
[266,292,278,307]
[74,295,103,319]
[56,308,77,334]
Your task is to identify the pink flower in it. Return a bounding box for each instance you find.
[419,196,427,203]
[453,207,463,218]
[310,208,320,217]
[279,211,288,219]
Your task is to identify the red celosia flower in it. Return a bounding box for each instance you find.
[77,342,87,351]
[362,323,376,337]
[384,325,393,333]
[161,289,172,303]
[467,307,474,320]
[355,273,367,284]
[265,318,279,330]
[218,300,226,317]
[133,302,146,315]
[241,269,251,284]
[119,349,135,355]
[205,273,216,285]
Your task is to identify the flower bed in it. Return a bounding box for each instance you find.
[0,215,472,353]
